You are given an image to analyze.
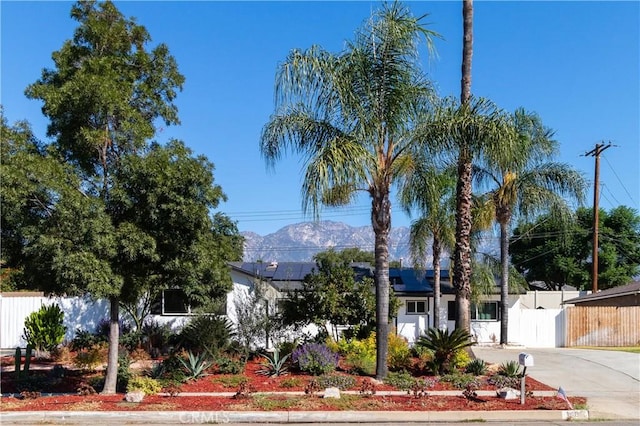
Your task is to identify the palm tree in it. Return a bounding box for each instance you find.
[421,96,513,332]
[399,162,456,330]
[475,108,586,344]
[452,0,475,331]
[259,3,438,379]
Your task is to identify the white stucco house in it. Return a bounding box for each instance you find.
[0,261,586,349]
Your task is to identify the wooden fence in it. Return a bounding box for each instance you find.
[566,305,640,347]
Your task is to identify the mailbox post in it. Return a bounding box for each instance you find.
[518,353,534,405]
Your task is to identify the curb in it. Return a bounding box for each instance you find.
[0,409,590,424]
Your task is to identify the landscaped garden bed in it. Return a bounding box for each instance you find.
[1,306,582,413]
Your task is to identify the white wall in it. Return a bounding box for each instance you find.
[0,294,109,348]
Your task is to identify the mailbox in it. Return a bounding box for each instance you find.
[518,352,534,367]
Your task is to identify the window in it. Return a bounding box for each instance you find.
[447,300,456,321]
[471,302,499,321]
[406,300,427,315]
[150,289,206,315]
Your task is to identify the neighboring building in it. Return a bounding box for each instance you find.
[563,281,640,307]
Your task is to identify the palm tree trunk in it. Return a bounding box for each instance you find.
[101,297,120,394]
[499,220,509,345]
[432,239,442,330]
[372,191,391,380]
[453,0,474,333]
[461,0,473,104]
[453,153,473,332]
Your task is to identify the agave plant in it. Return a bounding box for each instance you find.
[497,360,522,378]
[178,350,212,381]
[257,350,290,377]
[416,328,475,375]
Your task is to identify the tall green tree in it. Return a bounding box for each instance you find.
[399,161,456,330]
[475,108,585,344]
[259,2,438,379]
[280,249,378,341]
[511,206,640,290]
[20,1,241,393]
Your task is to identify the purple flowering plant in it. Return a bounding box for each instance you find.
[291,343,339,375]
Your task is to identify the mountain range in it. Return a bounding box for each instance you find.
[241,220,418,263]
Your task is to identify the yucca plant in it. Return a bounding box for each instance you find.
[178,351,212,381]
[498,360,522,378]
[257,350,290,377]
[416,328,475,375]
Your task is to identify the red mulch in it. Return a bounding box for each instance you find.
[0,394,585,412]
[1,356,573,412]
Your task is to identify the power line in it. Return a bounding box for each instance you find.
[603,154,638,207]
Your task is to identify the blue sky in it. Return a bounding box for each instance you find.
[2,1,639,236]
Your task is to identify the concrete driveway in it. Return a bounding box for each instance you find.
[472,346,640,420]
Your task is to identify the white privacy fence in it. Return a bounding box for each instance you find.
[0,294,110,348]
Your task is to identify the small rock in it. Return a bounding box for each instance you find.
[323,387,341,399]
[497,387,519,400]
[124,391,145,403]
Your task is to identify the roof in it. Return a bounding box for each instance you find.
[391,268,437,296]
[563,281,640,304]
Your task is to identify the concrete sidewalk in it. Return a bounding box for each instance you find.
[472,346,640,420]
[0,408,590,425]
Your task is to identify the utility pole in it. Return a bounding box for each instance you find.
[584,142,612,293]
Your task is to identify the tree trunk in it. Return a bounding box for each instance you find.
[453,153,472,332]
[461,0,473,104]
[372,189,391,380]
[453,0,474,332]
[499,219,509,345]
[432,238,442,330]
[101,297,120,394]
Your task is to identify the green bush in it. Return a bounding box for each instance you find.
[74,343,108,370]
[344,351,376,375]
[440,372,481,390]
[178,315,234,357]
[416,328,474,375]
[387,333,412,371]
[315,374,356,390]
[22,304,67,353]
[383,370,416,391]
[127,376,162,395]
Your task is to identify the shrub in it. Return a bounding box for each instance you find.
[440,372,481,390]
[127,376,161,395]
[315,374,357,390]
[291,343,338,375]
[344,351,376,376]
[415,328,474,375]
[451,348,472,370]
[178,315,233,357]
[383,371,416,391]
[279,377,304,388]
[74,342,108,370]
[387,333,412,371]
[71,329,102,351]
[22,304,67,353]
[465,358,488,376]
[214,355,245,374]
[487,374,519,389]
